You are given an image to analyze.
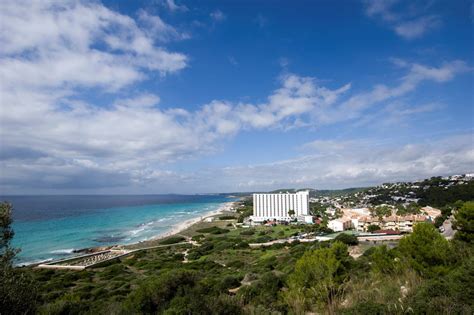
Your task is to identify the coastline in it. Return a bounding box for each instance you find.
[86,200,239,252]
[145,201,237,242]
[20,199,241,266]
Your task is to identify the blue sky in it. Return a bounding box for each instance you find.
[0,0,473,194]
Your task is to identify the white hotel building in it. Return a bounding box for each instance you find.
[251,191,310,222]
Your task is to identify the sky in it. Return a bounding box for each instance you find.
[0,0,473,194]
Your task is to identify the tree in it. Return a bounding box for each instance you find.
[453,201,474,243]
[367,224,381,233]
[288,209,295,217]
[397,223,452,277]
[335,233,358,246]
[285,241,352,314]
[0,202,38,314]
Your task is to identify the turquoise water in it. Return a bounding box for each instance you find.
[4,195,233,264]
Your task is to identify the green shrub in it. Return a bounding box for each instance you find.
[239,229,255,236]
[367,224,381,233]
[159,236,186,245]
[335,233,359,246]
[196,226,230,234]
[255,235,273,243]
[191,234,205,241]
[219,215,236,220]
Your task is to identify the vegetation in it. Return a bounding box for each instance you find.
[196,226,230,234]
[218,215,236,220]
[158,236,186,245]
[335,233,359,246]
[367,224,381,232]
[0,202,38,314]
[453,201,474,243]
[5,188,474,314]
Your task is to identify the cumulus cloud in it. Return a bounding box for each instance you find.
[162,0,188,12]
[0,58,469,192]
[213,134,474,191]
[0,0,188,89]
[364,0,441,39]
[0,1,471,193]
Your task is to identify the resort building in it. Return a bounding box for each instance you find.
[251,191,310,222]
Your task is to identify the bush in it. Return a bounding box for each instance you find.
[218,275,242,291]
[123,270,199,314]
[191,234,205,242]
[159,236,186,245]
[367,224,381,233]
[335,233,359,246]
[453,201,474,243]
[196,227,230,234]
[397,223,452,276]
[219,215,236,220]
[239,229,255,236]
[254,235,273,243]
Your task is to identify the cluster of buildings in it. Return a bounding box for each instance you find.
[249,190,442,234]
[327,206,442,232]
[250,191,441,233]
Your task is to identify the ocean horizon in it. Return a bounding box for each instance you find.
[2,194,236,265]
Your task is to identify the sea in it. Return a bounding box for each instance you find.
[1,194,235,265]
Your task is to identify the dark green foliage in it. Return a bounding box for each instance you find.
[219,215,236,220]
[191,234,205,241]
[159,236,186,245]
[418,180,474,207]
[406,256,474,314]
[285,242,353,313]
[340,301,387,314]
[209,295,243,315]
[239,229,255,236]
[196,226,230,234]
[335,233,359,246]
[398,223,452,276]
[123,269,200,313]
[453,201,474,243]
[254,235,273,243]
[0,202,38,314]
[367,224,381,232]
[366,245,404,274]
[217,275,242,291]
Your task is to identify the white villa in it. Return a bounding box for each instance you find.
[251,191,310,222]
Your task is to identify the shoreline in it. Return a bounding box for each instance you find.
[65,200,238,255]
[19,199,242,266]
[139,201,237,243]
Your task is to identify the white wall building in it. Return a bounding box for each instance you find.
[251,191,310,222]
[328,218,352,232]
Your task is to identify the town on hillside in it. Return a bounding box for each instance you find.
[243,174,473,243]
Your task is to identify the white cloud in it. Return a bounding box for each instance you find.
[0,0,188,91]
[163,0,188,12]
[210,10,226,22]
[138,10,190,41]
[364,0,441,39]
[0,1,470,193]
[394,15,441,39]
[1,56,469,192]
[114,93,161,108]
[213,134,474,191]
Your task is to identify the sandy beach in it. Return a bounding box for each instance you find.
[148,201,237,241]
[117,200,240,250]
